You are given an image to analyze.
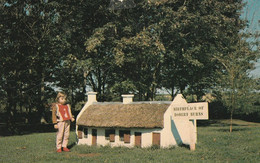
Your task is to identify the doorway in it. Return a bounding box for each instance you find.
[152,133,160,146]
[135,132,142,147]
[92,129,97,146]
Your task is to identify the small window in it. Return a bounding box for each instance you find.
[105,129,115,142]
[78,126,83,139]
[119,130,130,143]
[152,132,160,146]
[84,128,88,138]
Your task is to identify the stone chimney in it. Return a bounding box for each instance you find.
[87,92,97,103]
[121,94,134,104]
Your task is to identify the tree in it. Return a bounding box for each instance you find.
[0,0,68,129]
[1,0,258,134]
[215,37,258,132]
[213,0,260,131]
[80,0,257,102]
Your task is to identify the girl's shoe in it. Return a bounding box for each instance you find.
[57,148,62,153]
[63,147,70,152]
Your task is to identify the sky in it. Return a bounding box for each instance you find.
[242,0,260,78]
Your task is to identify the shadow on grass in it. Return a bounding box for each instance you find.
[0,123,76,136]
[0,121,77,136]
[179,144,190,150]
[197,119,260,127]
[68,142,77,149]
[197,120,240,127]
[197,120,219,127]
[217,128,249,132]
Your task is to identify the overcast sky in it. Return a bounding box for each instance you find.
[242,0,260,78]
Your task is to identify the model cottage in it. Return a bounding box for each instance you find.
[76,92,208,148]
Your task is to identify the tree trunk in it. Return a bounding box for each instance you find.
[71,85,75,109]
[171,87,174,101]
[5,78,18,134]
[230,110,233,132]
[82,71,89,101]
[230,73,235,133]
[6,92,17,134]
[39,72,46,124]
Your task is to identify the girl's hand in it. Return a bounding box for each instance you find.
[54,124,58,129]
[71,117,75,122]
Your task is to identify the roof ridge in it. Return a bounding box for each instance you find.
[92,101,172,105]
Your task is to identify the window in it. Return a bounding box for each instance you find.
[84,128,88,138]
[78,126,83,139]
[105,129,115,142]
[152,133,160,146]
[119,130,130,143]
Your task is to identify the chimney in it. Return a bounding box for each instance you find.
[87,92,97,103]
[121,94,134,104]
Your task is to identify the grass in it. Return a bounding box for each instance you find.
[0,119,260,163]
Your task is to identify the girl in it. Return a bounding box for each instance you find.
[52,92,74,152]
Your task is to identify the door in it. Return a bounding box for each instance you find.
[135,132,142,147]
[92,129,97,146]
[152,133,160,146]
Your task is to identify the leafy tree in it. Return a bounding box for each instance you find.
[214,38,258,132]
[0,0,68,129]
[211,0,260,132]
[1,0,259,134]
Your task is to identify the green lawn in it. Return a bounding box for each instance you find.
[0,119,260,163]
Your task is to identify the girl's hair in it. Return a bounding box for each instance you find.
[56,91,67,102]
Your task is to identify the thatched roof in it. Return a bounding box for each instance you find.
[77,103,170,128]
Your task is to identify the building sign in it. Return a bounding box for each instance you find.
[170,94,208,120]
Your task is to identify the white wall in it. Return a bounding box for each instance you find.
[161,107,196,147]
[77,127,162,148]
[160,108,177,147]
[75,92,97,141]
